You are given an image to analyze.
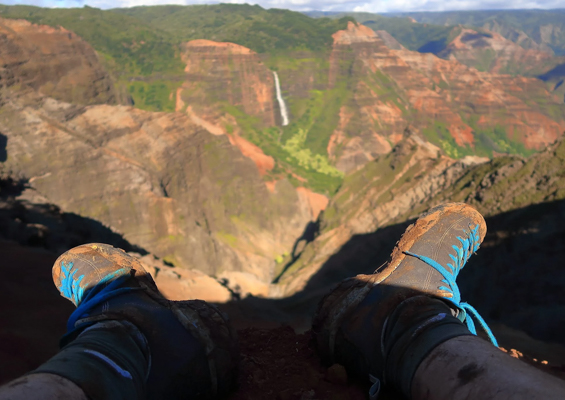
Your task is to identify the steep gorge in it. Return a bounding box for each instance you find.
[1,15,565,297]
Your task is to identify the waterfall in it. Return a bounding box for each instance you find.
[273,71,289,126]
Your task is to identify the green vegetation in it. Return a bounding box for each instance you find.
[462,115,536,158]
[281,83,350,156]
[474,126,535,158]
[473,48,497,72]
[283,128,343,178]
[422,120,535,159]
[0,5,182,76]
[222,101,343,195]
[113,5,353,53]
[125,80,178,112]
[422,122,473,158]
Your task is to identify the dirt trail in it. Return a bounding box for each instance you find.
[231,326,370,400]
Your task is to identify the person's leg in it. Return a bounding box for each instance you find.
[0,374,87,400]
[313,203,565,399]
[0,243,239,399]
[412,335,565,400]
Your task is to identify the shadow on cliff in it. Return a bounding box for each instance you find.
[220,199,565,350]
[0,177,149,384]
[0,178,148,254]
[0,132,7,162]
[272,220,320,284]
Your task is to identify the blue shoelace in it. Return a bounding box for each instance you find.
[60,261,144,333]
[404,224,498,347]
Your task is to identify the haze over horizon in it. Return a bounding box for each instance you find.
[2,0,564,14]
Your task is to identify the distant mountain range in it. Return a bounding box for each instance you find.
[307,10,565,99]
[307,9,565,55]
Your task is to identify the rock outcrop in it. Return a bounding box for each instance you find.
[0,18,117,105]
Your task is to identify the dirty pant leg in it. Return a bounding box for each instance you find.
[412,335,565,400]
[0,373,87,400]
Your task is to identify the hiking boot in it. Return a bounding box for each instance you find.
[312,203,497,398]
[47,243,239,399]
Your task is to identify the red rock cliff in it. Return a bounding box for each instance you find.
[178,39,276,127]
[326,22,565,172]
[0,17,117,105]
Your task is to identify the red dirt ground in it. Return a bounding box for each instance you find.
[230,326,370,400]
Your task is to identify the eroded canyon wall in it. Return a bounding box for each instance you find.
[0,17,117,105]
[0,89,317,282]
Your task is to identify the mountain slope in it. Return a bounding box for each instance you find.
[306,11,456,53]
[111,4,353,53]
[0,17,117,105]
[277,132,565,293]
[321,23,564,163]
[434,27,564,76]
[396,9,565,56]
[274,132,565,346]
[0,4,184,111]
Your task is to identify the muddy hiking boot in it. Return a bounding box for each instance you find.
[312,203,498,399]
[32,243,239,400]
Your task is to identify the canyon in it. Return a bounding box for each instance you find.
[1,5,565,394]
[169,20,565,182]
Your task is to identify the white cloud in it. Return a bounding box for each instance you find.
[3,0,564,12]
[354,0,564,13]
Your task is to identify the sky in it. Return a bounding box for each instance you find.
[2,0,565,13]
